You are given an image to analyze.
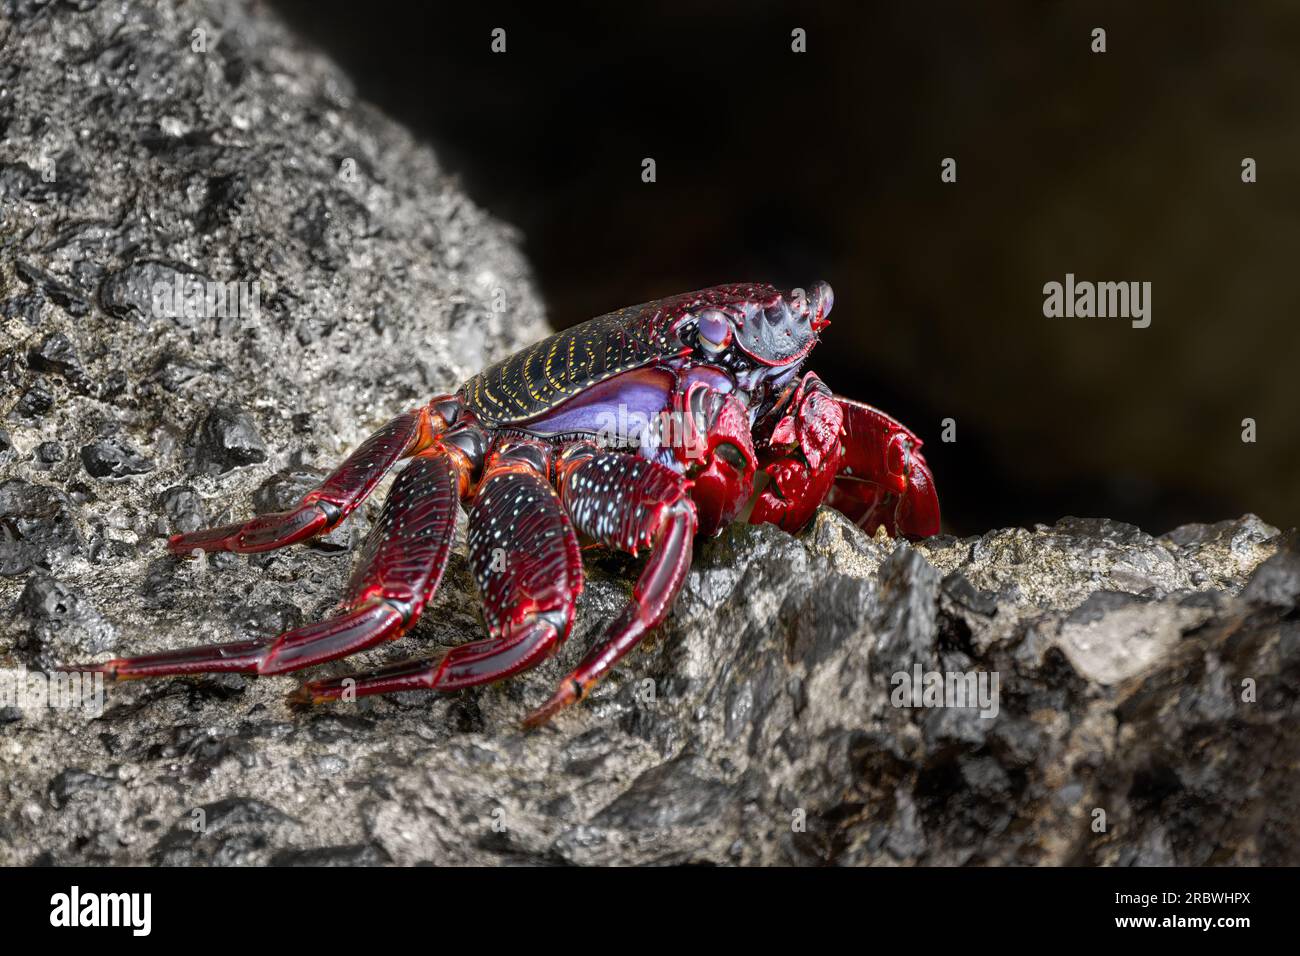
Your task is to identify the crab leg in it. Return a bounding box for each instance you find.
[78,449,467,679]
[295,441,584,703]
[521,449,697,727]
[169,402,445,555]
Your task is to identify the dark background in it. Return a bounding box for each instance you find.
[271,0,1299,536]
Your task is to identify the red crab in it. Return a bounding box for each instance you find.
[74,282,939,726]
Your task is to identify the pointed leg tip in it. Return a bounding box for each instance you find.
[898,476,941,539]
[522,682,582,729]
[60,661,120,680]
[286,684,320,707]
[289,676,347,706]
[520,706,557,730]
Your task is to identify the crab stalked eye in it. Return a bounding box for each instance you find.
[696,309,732,352]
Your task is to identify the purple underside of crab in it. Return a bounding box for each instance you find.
[69,281,940,727]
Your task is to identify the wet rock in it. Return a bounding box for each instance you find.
[1240,534,1300,609]
[150,798,300,866]
[80,439,154,480]
[14,260,91,317]
[215,30,251,89]
[0,0,545,864]
[99,260,210,327]
[251,470,316,514]
[34,442,65,465]
[48,769,119,811]
[0,291,43,327]
[269,842,394,866]
[0,479,83,576]
[157,485,207,535]
[26,332,83,382]
[197,172,250,234]
[0,162,46,203]
[4,500,1295,866]
[13,379,54,418]
[191,405,267,474]
[290,190,371,269]
[16,575,118,668]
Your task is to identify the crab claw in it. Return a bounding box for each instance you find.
[831,444,939,539]
[748,372,844,533]
[893,445,940,537]
[830,397,940,539]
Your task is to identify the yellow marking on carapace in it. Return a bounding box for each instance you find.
[543,339,569,394]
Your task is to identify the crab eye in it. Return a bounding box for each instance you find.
[696,310,732,352]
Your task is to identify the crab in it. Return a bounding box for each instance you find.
[74,282,939,726]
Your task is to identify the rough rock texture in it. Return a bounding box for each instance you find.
[3,499,1297,866]
[0,0,548,641]
[2,2,1298,867]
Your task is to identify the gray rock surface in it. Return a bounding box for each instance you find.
[0,0,547,645]
[2,1,1298,867]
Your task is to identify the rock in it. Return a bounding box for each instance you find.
[13,259,91,318]
[157,485,207,535]
[290,190,372,270]
[48,769,119,812]
[80,439,154,480]
[269,842,393,867]
[1,0,1294,869]
[13,379,54,418]
[0,479,83,576]
[191,405,266,475]
[16,574,117,668]
[98,259,210,326]
[34,442,65,465]
[26,331,83,381]
[0,0,545,864]
[1241,533,1300,609]
[197,172,250,235]
[150,797,300,866]
[2,504,1293,866]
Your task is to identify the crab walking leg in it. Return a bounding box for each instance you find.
[522,450,697,728]
[296,442,584,703]
[82,450,466,680]
[169,403,444,555]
